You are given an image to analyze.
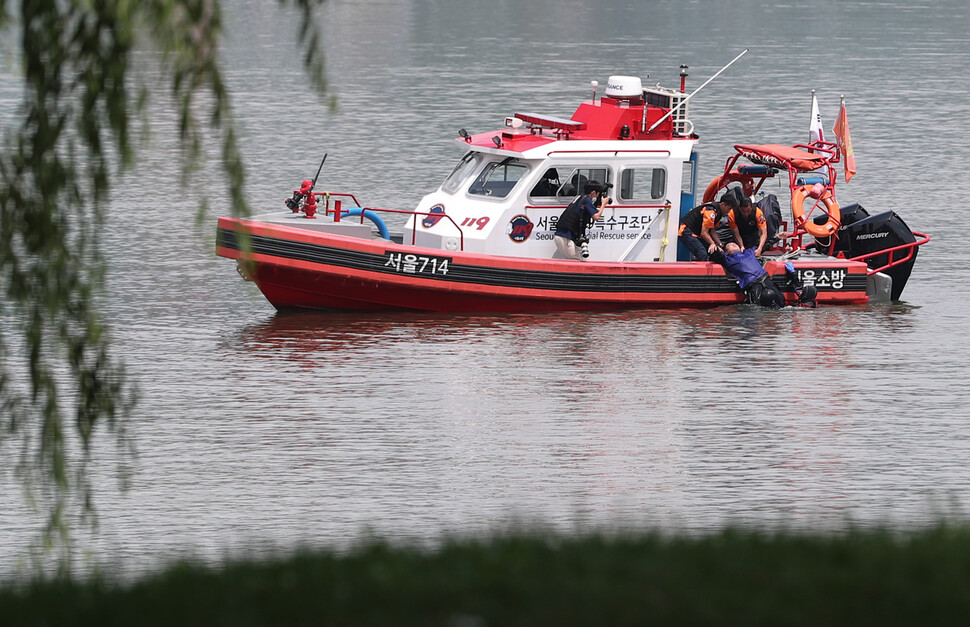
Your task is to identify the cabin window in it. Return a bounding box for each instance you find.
[468,158,529,199]
[528,167,563,201]
[619,166,667,202]
[441,151,484,194]
[547,167,610,202]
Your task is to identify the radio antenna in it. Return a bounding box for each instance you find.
[647,48,749,132]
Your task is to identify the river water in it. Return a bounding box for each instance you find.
[2,0,970,578]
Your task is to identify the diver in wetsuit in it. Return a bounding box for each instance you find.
[711,243,817,308]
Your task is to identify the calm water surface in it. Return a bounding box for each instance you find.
[2,0,970,578]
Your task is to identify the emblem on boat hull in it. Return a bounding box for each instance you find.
[507,214,534,243]
[422,204,446,228]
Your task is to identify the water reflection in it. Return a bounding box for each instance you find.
[225,303,900,431]
[11,0,970,579]
[229,300,920,373]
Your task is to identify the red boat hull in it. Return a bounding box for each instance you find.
[216,217,870,312]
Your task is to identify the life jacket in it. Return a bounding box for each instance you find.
[556,196,588,241]
[732,207,762,236]
[681,203,715,236]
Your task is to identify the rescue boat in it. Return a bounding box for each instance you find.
[216,62,928,312]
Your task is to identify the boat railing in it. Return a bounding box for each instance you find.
[774,226,930,276]
[314,191,363,208]
[524,202,670,210]
[315,194,671,252]
[315,194,466,250]
[793,140,840,163]
[848,231,930,275]
[778,218,831,254]
[598,202,672,211]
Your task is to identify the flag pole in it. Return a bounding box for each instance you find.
[647,48,749,132]
[809,89,825,144]
[833,93,856,183]
[810,89,816,143]
[838,94,845,171]
[839,94,849,162]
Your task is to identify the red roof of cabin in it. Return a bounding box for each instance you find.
[459,97,687,152]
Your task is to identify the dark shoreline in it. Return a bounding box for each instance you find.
[4,527,970,625]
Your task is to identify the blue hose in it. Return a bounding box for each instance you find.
[337,207,390,239]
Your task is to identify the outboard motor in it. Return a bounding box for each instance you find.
[814,202,868,257]
[814,202,919,301]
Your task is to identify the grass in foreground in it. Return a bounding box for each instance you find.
[3,528,970,626]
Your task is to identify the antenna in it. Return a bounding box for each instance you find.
[647,49,749,132]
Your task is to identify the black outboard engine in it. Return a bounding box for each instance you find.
[813,202,919,301]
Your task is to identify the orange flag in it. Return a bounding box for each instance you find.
[833,99,856,182]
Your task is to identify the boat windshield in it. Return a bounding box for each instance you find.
[468,158,529,199]
[441,151,484,194]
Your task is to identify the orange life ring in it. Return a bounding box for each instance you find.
[791,184,841,238]
[702,175,756,204]
[702,175,726,204]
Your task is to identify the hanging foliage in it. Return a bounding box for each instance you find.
[0,0,327,570]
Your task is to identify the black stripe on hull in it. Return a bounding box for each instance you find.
[216,228,869,294]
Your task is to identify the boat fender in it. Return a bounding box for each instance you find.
[791,184,841,238]
[337,207,390,239]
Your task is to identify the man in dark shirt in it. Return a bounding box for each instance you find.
[678,193,737,261]
[554,182,609,260]
[728,196,768,255]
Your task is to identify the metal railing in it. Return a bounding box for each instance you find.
[314,192,465,250]
[775,224,930,276]
[849,231,930,275]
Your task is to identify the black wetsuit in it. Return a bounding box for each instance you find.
[710,247,786,309]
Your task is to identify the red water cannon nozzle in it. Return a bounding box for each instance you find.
[302,186,318,218]
[286,155,328,216]
[284,180,319,213]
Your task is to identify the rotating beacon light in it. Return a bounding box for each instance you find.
[680,65,689,93]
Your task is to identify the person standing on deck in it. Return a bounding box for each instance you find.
[553,181,609,260]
